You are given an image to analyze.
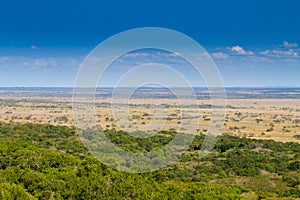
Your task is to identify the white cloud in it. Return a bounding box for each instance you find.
[228,45,254,55]
[0,56,12,63]
[211,52,228,60]
[283,41,298,48]
[116,50,188,65]
[259,49,298,58]
[212,42,300,68]
[123,52,149,58]
[0,56,80,71]
[30,45,38,50]
[170,52,181,57]
[258,41,299,59]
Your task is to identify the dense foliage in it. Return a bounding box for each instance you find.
[0,122,299,199]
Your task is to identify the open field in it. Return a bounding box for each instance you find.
[0,87,299,143]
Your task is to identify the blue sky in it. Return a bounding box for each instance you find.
[0,0,300,87]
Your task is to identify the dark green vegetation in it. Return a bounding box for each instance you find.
[0,122,299,199]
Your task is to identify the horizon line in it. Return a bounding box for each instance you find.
[1,86,300,89]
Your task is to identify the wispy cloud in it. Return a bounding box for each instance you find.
[170,52,181,57]
[209,41,300,73]
[258,41,299,58]
[0,56,80,72]
[30,45,38,50]
[115,50,186,66]
[259,49,298,58]
[211,52,228,60]
[123,52,149,58]
[282,41,298,48]
[212,41,300,65]
[0,56,12,63]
